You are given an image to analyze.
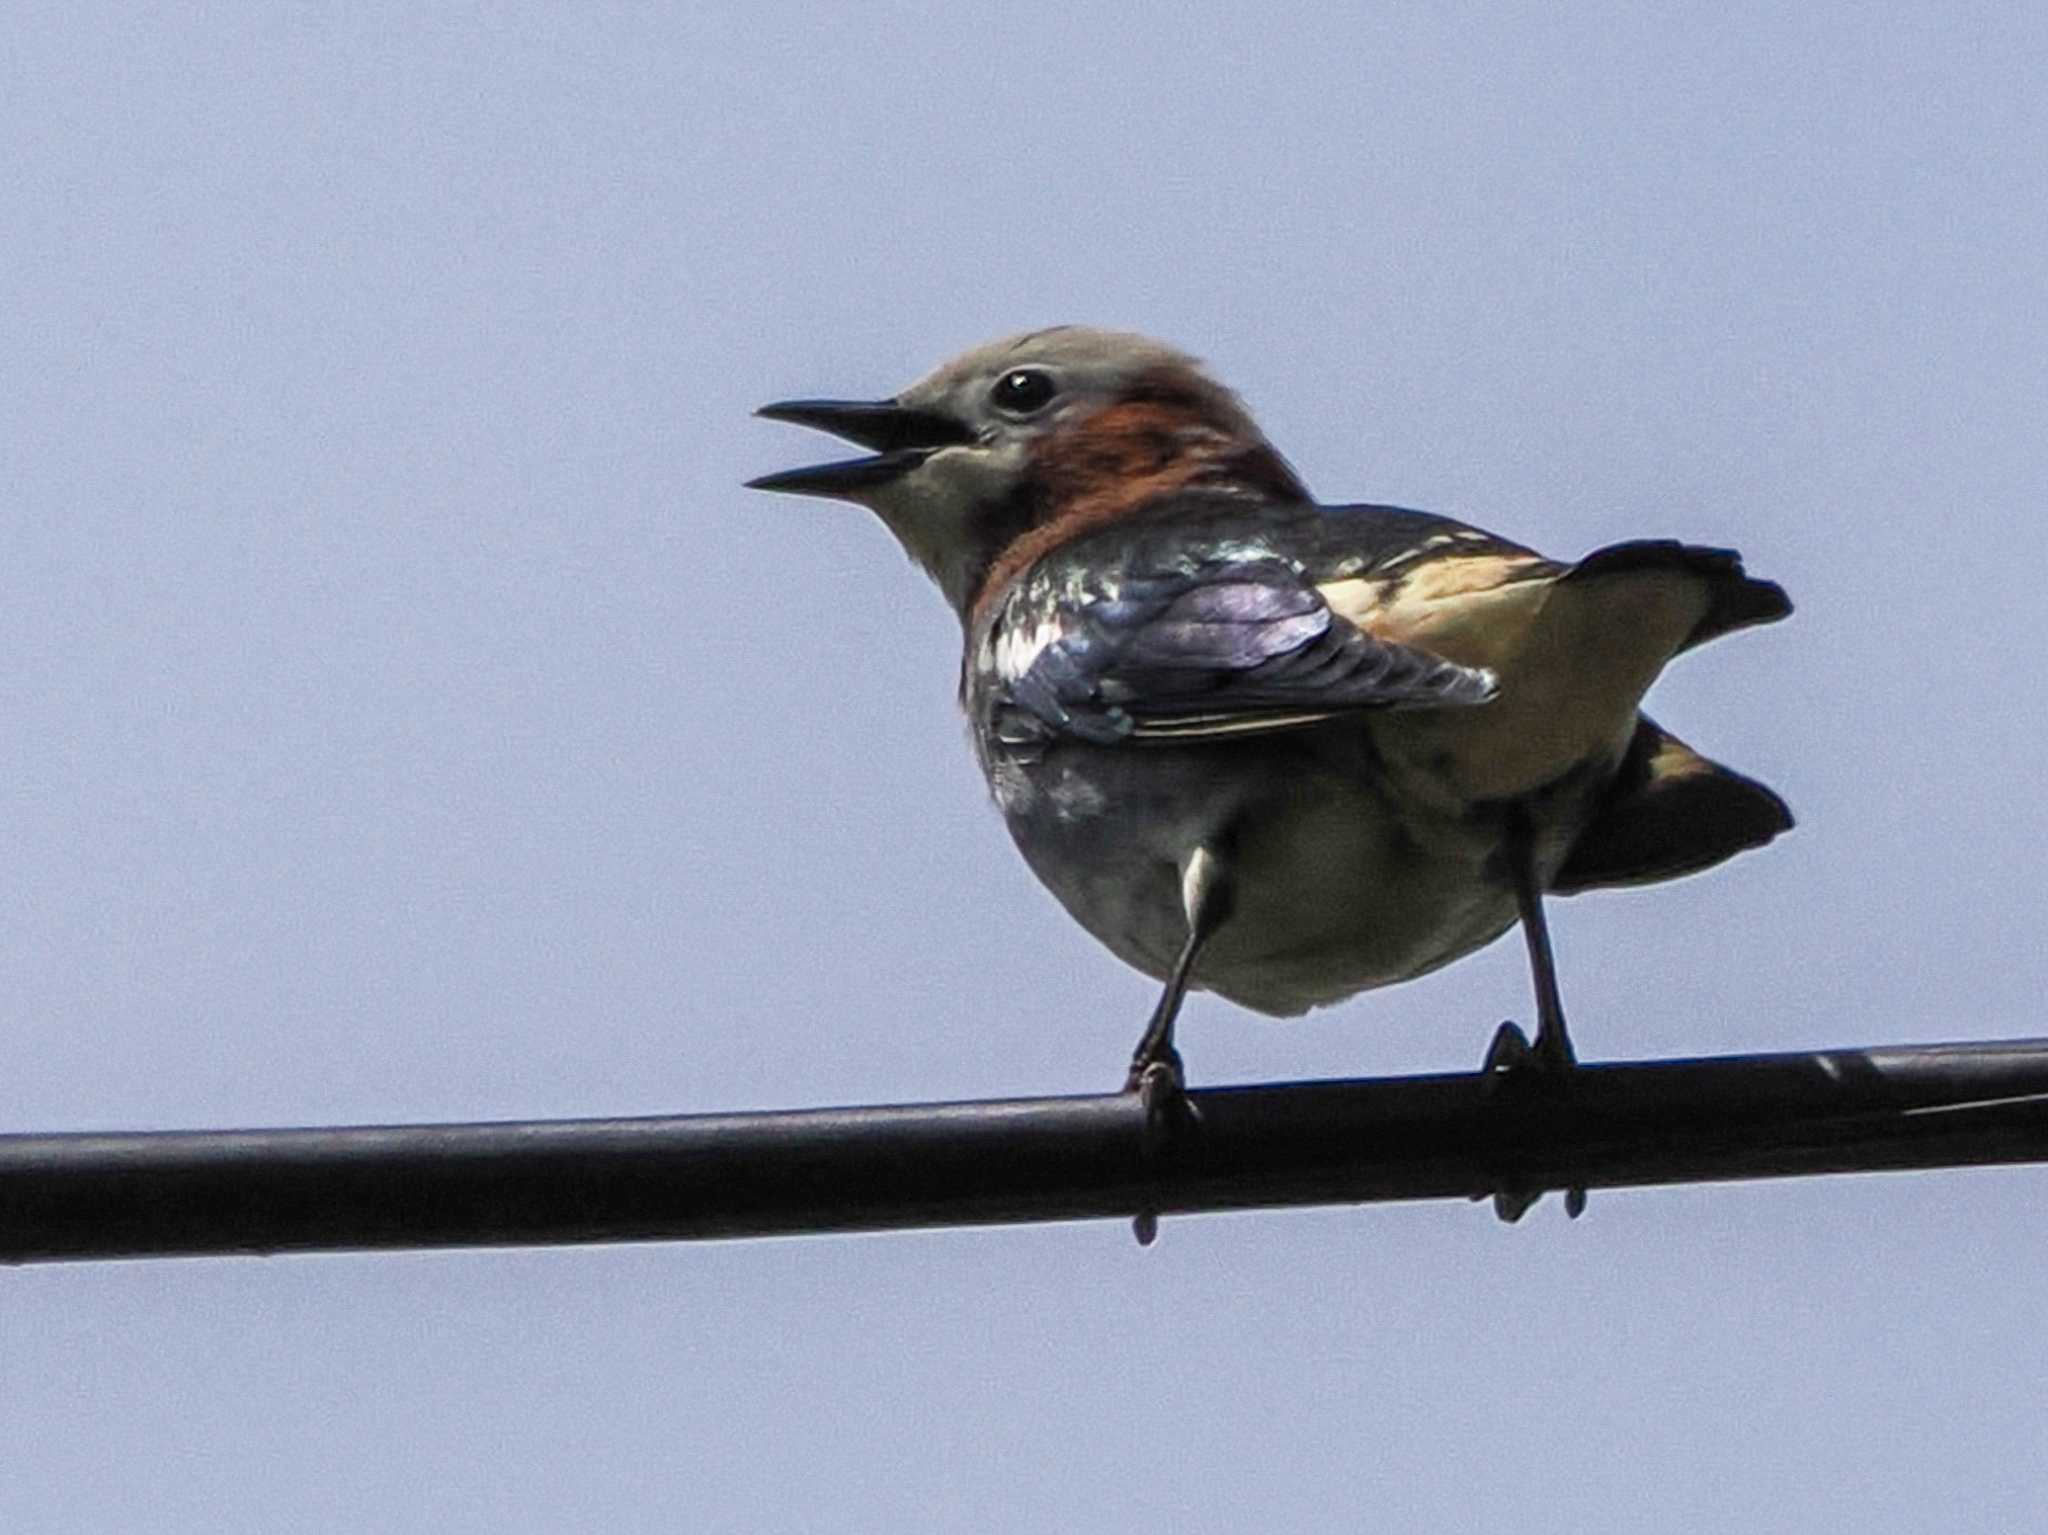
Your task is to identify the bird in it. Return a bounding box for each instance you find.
[747,327,1792,1150]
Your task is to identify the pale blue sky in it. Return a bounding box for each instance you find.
[5,4,2046,1530]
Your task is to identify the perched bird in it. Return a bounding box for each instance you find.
[749,328,1791,1117]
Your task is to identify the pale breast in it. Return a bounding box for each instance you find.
[996,732,1521,1019]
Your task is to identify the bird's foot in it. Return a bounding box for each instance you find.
[1478,1021,1588,1223]
[1125,1048,1187,1247]
[1482,1019,1576,1081]
[1124,1040,1185,1098]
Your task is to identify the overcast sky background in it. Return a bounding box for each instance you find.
[5,4,2046,1530]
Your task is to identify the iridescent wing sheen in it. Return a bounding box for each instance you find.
[993,553,1498,748]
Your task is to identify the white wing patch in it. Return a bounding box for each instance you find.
[984,606,1067,683]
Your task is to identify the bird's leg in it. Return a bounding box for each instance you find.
[1125,843,1234,1097]
[1126,843,1234,1247]
[1511,827,1576,1077]
[1482,812,1578,1079]
[1481,812,1588,1221]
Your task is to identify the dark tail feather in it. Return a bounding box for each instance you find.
[1562,540,1791,652]
[1551,717,1793,895]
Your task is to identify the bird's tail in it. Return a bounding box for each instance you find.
[1559,540,1792,653]
[1551,716,1793,894]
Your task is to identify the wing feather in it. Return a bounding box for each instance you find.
[985,553,1496,748]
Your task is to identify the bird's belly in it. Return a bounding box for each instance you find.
[995,740,1520,1017]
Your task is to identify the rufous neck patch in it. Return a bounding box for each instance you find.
[968,394,1305,631]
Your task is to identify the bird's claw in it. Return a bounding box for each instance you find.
[1483,1179,1587,1223]
[1127,1053,1187,1247]
[1478,1021,1588,1222]
[1482,1019,1538,1081]
[1125,1042,1184,1096]
[1492,1183,1543,1224]
[1482,1019,1576,1084]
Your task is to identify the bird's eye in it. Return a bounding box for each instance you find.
[990,369,1058,414]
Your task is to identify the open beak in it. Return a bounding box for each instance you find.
[747,398,974,497]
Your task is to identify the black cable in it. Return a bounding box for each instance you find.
[4,1037,2046,1264]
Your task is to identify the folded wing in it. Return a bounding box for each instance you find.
[989,555,1497,747]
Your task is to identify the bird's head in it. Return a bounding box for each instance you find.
[748,327,1305,619]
